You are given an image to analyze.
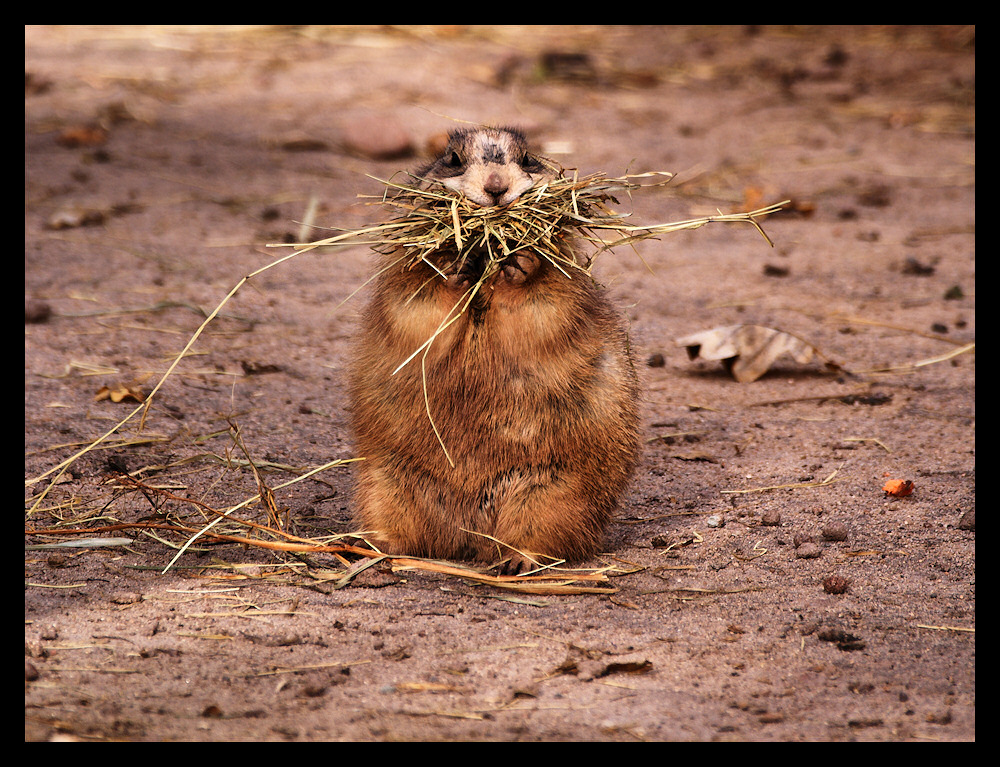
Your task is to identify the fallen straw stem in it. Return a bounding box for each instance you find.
[161,456,362,574]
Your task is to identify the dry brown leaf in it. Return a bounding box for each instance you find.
[882,478,915,497]
[94,384,145,404]
[57,125,108,147]
[595,659,654,677]
[676,324,820,383]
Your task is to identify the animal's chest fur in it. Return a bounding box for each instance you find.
[352,259,626,468]
[396,282,579,439]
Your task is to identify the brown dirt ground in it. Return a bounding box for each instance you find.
[25,25,975,742]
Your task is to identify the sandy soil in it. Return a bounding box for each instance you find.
[25,25,975,742]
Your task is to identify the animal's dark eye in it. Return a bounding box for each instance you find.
[444,151,463,169]
[520,154,545,173]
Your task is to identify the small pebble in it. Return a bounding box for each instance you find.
[795,542,823,559]
[823,575,850,594]
[760,510,781,526]
[793,532,815,548]
[25,299,52,324]
[341,115,414,160]
[821,521,848,541]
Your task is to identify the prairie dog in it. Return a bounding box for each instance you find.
[349,126,640,572]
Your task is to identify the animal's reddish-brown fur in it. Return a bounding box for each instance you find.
[348,128,640,572]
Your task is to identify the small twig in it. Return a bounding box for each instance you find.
[721,468,841,495]
[843,437,892,453]
[915,623,975,633]
[856,342,975,374]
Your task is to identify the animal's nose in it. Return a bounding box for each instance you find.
[483,171,509,203]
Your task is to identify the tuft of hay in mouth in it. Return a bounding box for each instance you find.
[362,169,786,284]
[370,169,629,280]
[280,169,787,292]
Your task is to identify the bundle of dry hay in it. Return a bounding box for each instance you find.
[370,169,637,279]
[286,169,787,292]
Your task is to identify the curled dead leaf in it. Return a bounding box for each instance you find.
[676,324,821,383]
[882,478,914,497]
[94,384,145,404]
[46,206,107,230]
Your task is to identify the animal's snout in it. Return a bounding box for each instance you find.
[482,171,510,204]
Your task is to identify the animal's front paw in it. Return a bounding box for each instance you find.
[500,252,541,285]
[498,550,545,576]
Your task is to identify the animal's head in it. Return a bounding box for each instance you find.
[419,126,555,207]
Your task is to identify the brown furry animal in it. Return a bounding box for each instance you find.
[349,127,640,572]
